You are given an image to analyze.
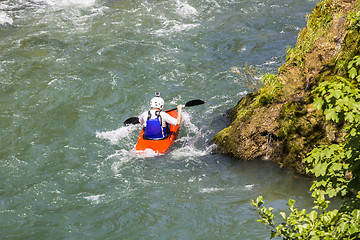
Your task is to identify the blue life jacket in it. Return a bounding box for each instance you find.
[144,111,168,140]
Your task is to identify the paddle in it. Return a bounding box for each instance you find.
[165,99,205,113]
[123,99,204,125]
[123,117,140,125]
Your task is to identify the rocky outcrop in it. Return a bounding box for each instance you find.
[212,0,360,175]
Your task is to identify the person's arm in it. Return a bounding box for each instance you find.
[139,112,146,125]
[176,105,182,125]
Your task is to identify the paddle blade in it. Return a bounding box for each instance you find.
[165,99,205,113]
[124,117,140,125]
[185,99,204,107]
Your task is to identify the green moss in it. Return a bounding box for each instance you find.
[332,33,360,77]
[252,74,283,107]
[286,0,334,66]
[278,101,308,139]
[230,97,250,120]
[277,98,329,169]
[347,1,360,33]
[278,118,296,139]
[212,126,230,146]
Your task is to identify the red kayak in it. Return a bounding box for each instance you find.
[135,109,180,155]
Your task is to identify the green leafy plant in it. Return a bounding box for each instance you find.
[307,72,360,198]
[348,8,360,33]
[312,77,360,123]
[251,54,360,239]
[251,191,360,239]
[348,56,360,83]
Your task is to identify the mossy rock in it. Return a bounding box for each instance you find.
[212,0,360,175]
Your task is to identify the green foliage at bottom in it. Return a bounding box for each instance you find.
[251,191,360,239]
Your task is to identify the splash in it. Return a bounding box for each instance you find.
[0,11,13,25]
[154,20,199,36]
[200,187,225,193]
[108,149,143,176]
[96,125,139,145]
[245,184,254,190]
[175,0,198,18]
[167,111,212,158]
[84,194,105,204]
[134,148,159,158]
[41,0,96,8]
[170,145,208,159]
[181,111,199,133]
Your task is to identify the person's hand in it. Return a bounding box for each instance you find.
[177,105,183,111]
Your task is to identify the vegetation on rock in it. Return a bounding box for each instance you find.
[212,0,360,175]
[212,0,360,238]
[248,0,360,238]
[252,52,360,239]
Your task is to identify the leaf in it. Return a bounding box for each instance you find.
[333,89,343,99]
[308,211,317,224]
[313,97,324,110]
[345,112,355,123]
[348,60,355,69]
[353,209,360,222]
[350,128,357,137]
[349,222,359,234]
[356,56,360,65]
[338,222,348,233]
[288,199,296,210]
[256,196,264,206]
[349,67,358,79]
[345,149,353,158]
[313,162,328,177]
[270,230,277,239]
[327,188,337,198]
[324,108,339,122]
[279,212,286,220]
[348,99,360,111]
[332,163,343,171]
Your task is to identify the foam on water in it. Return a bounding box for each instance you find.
[96,125,139,145]
[0,11,13,25]
[200,187,225,193]
[150,0,200,37]
[181,112,199,133]
[84,194,105,204]
[175,0,198,18]
[36,0,96,8]
[154,19,200,36]
[245,184,254,190]
[170,145,208,159]
[109,149,143,176]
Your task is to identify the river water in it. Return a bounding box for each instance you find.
[1,0,318,239]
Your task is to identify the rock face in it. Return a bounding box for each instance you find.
[212,0,360,175]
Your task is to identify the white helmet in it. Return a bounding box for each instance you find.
[150,96,164,110]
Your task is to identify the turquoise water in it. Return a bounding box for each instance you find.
[1,0,317,239]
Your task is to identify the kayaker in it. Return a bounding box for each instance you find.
[139,93,182,140]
